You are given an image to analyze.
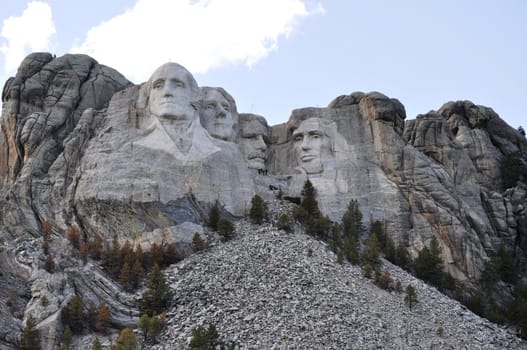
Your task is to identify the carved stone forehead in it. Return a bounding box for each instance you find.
[294,118,324,134]
[149,62,199,97]
[241,120,267,136]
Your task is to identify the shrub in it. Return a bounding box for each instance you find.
[208,201,220,231]
[217,218,235,241]
[189,324,219,350]
[404,284,418,310]
[192,233,207,252]
[20,314,40,350]
[277,213,293,233]
[44,254,55,273]
[249,195,267,224]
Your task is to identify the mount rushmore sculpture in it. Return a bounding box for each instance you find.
[1,52,526,286]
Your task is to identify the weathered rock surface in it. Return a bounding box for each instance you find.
[0,52,526,348]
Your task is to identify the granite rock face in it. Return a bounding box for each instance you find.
[0,53,526,349]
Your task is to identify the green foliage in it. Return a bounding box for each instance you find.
[141,264,173,317]
[95,302,111,334]
[375,270,393,291]
[341,200,364,241]
[362,234,381,273]
[189,324,219,350]
[217,218,235,241]
[138,313,164,344]
[277,213,293,233]
[192,233,207,252]
[508,282,527,338]
[111,328,138,350]
[208,201,220,231]
[20,314,40,350]
[249,195,268,224]
[60,326,73,350]
[404,284,418,310]
[336,250,344,264]
[300,180,320,218]
[91,337,103,350]
[414,236,444,287]
[62,295,85,334]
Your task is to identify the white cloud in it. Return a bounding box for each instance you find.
[0,1,56,73]
[71,0,322,83]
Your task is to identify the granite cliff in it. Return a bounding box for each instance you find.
[0,53,526,349]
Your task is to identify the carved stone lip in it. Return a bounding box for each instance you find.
[301,155,317,162]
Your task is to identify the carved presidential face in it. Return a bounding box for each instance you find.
[239,119,268,170]
[293,118,332,174]
[148,63,199,123]
[200,89,235,141]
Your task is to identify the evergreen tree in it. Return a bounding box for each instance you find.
[80,242,89,264]
[208,201,220,231]
[404,284,418,310]
[188,324,219,350]
[87,301,98,331]
[341,199,364,240]
[150,243,164,268]
[141,264,173,316]
[89,233,104,260]
[119,262,132,291]
[111,328,138,350]
[130,258,145,290]
[91,337,103,350]
[362,234,381,272]
[415,236,444,287]
[165,243,179,265]
[20,313,40,350]
[249,195,267,224]
[300,180,320,218]
[217,218,235,241]
[104,235,121,278]
[95,302,111,334]
[67,225,82,250]
[60,326,73,350]
[192,233,207,252]
[62,295,85,333]
[518,126,526,137]
[138,314,151,342]
[277,213,293,233]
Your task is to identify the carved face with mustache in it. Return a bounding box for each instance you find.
[239,117,268,170]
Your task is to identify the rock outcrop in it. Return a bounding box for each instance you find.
[0,52,526,349]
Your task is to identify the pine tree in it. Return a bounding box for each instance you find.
[119,262,132,291]
[141,264,173,316]
[192,233,207,252]
[87,301,98,331]
[415,236,443,287]
[217,218,235,241]
[362,233,381,272]
[208,201,220,231]
[138,314,151,342]
[189,324,219,350]
[20,313,40,350]
[89,233,104,260]
[130,258,145,290]
[67,225,82,250]
[150,243,164,268]
[60,326,73,350]
[62,295,84,333]
[249,195,267,224]
[111,328,138,350]
[165,243,179,265]
[404,284,418,310]
[300,180,320,218]
[91,337,103,350]
[104,235,121,278]
[96,302,111,334]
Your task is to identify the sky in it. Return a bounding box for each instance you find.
[0,0,526,129]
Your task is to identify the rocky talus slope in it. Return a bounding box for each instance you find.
[148,202,527,350]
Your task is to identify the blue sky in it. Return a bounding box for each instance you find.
[1,0,526,129]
